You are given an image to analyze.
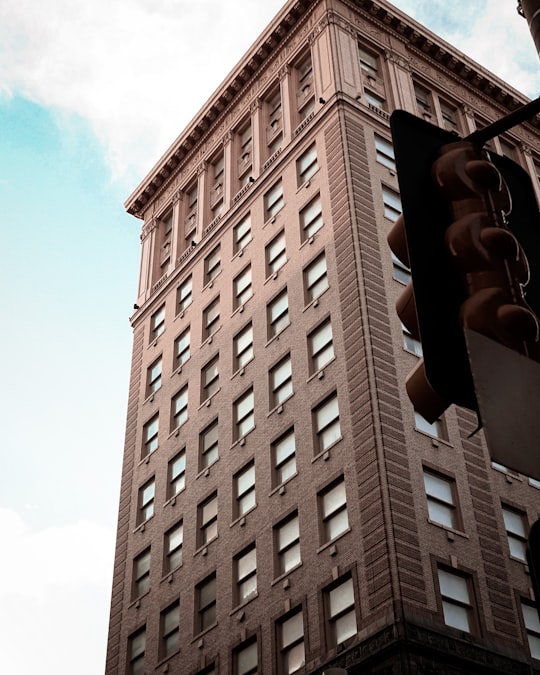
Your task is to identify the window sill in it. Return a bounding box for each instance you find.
[263,207,284,228]
[272,562,303,586]
[316,527,351,554]
[269,472,298,497]
[427,519,468,539]
[268,393,294,417]
[303,287,330,312]
[128,589,150,608]
[198,388,221,410]
[231,425,256,450]
[163,486,185,508]
[143,387,161,405]
[307,357,336,382]
[168,420,188,440]
[133,514,154,534]
[231,358,253,380]
[160,563,183,584]
[297,168,320,192]
[155,648,181,669]
[174,304,192,321]
[230,592,259,616]
[264,263,287,284]
[312,437,343,463]
[202,271,222,292]
[193,535,218,558]
[230,504,257,529]
[231,296,253,318]
[191,623,218,643]
[266,323,291,347]
[171,358,190,378]
[196,458,220,480]
[414,427,452,447]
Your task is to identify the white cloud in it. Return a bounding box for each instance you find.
[0,509,114,675]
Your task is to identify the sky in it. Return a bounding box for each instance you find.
[0,1,538,673]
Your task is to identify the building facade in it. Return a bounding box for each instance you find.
[106,1,540,673]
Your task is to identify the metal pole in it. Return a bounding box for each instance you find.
[518,0,540,57]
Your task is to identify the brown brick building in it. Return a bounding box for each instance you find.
[105,1,540,673]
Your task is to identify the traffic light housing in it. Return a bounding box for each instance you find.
[389,110,540,422]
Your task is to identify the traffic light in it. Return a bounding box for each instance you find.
[388,110,540,422]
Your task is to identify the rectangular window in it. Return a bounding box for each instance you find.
[300,195,323,241]
[266,230,287,276]
[424,469,459,529]
[146,356,162,396]
[168,450,186,498]
[374,134,396,171]
[320,477,349,543]
[522,601,540,659]
[196,573,216,633]
[234,638,258,675]
[160,600,180,659]
[234,265,253,308]
[174,327,190,369]
[279,609,305,674]
[185,181,198,235]
[440,101,458,132]
[308,318,334,373]
[358,46,378,78]
[171,386,189,430]
[297,144,318,185]
[265,181,284,220]
[199,492,218,546]
[268,288,289,338]
[438,568,475,633]
[295,52,314,120]
[132,547,151,599]
[403,325,423,356]
[210,154,224,217]
[313,392,341,453]
[270,354,293,408]
[235,461,256,518]
[204,245,221,284]
[272,428,296,486]
[304,253,329,304]
[201,355,219,403]
[234,214,252,252]
[200,420,219,470]
[382,186,402,221]
[234,387,255,439]
[326,576,357,646]
[234,322,253,370]
[151,305,166,340]
[128,626,146,675]
[235,544,257,605]
[138,478,155,525]
[276,512,300,575]
[502,505,528,561]
[415,410,445,439]
[142,414,159,457]
[176,276,192,314]
[238,123,253,185]
[500,139,516,160]
[414,82,432,114]
[266,88,283,153]
[365,90,386,110]
[164,520,183,572]
[203,296,220,339]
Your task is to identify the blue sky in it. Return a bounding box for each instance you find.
[0,1,538,673]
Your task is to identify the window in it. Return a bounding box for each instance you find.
[270,354,293,408]
[138,478,155,525]
[522,601,540,659]
[276,512,300,575]
[234,322,253,370]
[313,392,341,453]
[300,195,323,240]
[157,211,173,279]
[415,410,445,439]
[382,186,401,222]
[266,230,287,276]
[265,181,284,220]
[186,181,198,234]
[142,414,159,458]
[304,252,329,304]
[392,251,411,284]
[365,90,386,110]
[234,214,252,252]
[146,356,162,396]
[151,305,166,340]
[500,138,515,160]
[308,318,334,373]
[326,576,357,646]
[210,155,224,218]
[177,276,192,314]
[423,469,459,529]
[297,144,318,185]
[196,573,217,633]
[279,609,305,674]
[402,325,422,356]
[160,600,180,659]
[295,52,314,120]
[238,124,253,186]
[204,245,221,284]
[440,101,458,132]
[374,134,395,171]
[234,461,256,517]
[320,477,349,543]
[272,428,296,486]
[203,296,220,339]
[235,544,257,605]
[200,420,219,470]
[168,450,186,497]
[502,505,528,561]
[268,288,289,338]
[234,387,255,439]
[414,82,432,114]
[164,520,183,572]
[174,327,190,369]
[201,355,219,403]
[437,568,475,633]
[266,88,283,153]
[171,385,188,430]
[199,492,218,546]
[234,638,258,675]
[132,547,151,599]
[234,265,252,308]
[128,626,146,675]
[358,46,378,78]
